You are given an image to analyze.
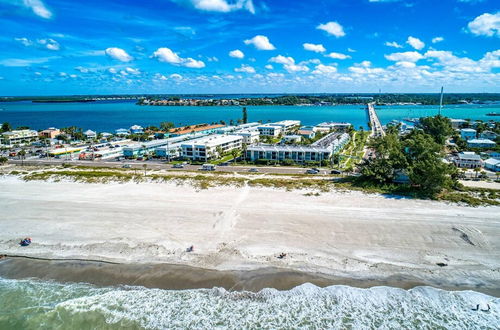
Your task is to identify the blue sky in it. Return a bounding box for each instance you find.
[0,0,499,95]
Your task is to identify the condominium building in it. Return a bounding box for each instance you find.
[258,124,282,137]
[315,122,351,132]
[269,120,301,133]
[181,134,243,160]
[235,130,260,144]
[1,129,38,145]
[39,127,61,139]
[484,158,500,172]
[467,139,496,149]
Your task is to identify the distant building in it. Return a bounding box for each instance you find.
[1,129,38,145]
[115,128,129,136]
[298,128,315,139]
[479,130,497,140]
[235,130,260,144]
[169,124,225,136]
[39,127,61,139]
[467,138,496,149]
[484,158,500,172]
[450,119,468,129]
[181,134,243,161]
[460,128,477,141]
[84,130,97,139]
[129,125,144,134]
[258,124,282,137]
[282,135,302,143]
[269,120,301,133]
[454,152,482,169]
[315,122,351,132]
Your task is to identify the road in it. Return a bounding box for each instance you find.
[8,159,334,175]
[367,102,385,138]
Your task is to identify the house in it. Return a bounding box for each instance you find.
[258,124,282,137]
[460,128,477,141]
[115,128,129,136]
[84,130,97,139]
[1,129,38,145]
[484,158,500,172]
[454,152,482,169]
[181,134,243,161]
[298,129,315,139]
[129,125,144,134]
[479,130,497,140]
[268,120,301,133]
[39,127,61,139]
[467,138,496,149]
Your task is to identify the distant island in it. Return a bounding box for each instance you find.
[2,93,500,106]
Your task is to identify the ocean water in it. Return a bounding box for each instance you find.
[0,277,498,329]
[0,101,498,132]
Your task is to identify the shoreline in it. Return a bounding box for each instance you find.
[1,176,499,298]
[2,256,499,297]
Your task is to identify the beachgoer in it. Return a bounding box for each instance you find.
[186,245,194,252]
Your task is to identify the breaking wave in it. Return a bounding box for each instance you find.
[0,277,498,329]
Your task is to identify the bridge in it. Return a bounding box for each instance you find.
[366,102,385,138]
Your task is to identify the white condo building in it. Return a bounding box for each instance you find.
[181,134,243,160]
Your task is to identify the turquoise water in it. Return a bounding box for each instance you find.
[0,277,498,329]
[0,101,498,132]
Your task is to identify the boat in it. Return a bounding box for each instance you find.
[486,112,499,116]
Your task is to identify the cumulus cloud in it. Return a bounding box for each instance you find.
[152,47,205,68]
[312,64,337,74]
[229,49,244,58]
[385,51,424,62]
[316,21,345,37]
[385,41,403,48]
[105,47,133,62]
[303,43,326,53]
[14,37,33,46]
[170,73,183,80]
[325,52,351,60]
[467,12,500,37]
[424,50,484,72]
[234,64,255,73]
[244,35,275,50]
[21,0,52,19]
[406,36,425,50]
[125,67,141,75]
[432,37,444,43]
[171,0,255,14]
[269,55,309,73]
[265,64,273,70]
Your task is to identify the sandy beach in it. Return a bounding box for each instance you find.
[1,175,499,294]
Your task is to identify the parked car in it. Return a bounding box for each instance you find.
[311,168,320,172]
[172,164,184,168]
[219,162,229,166]
[306,169,319,174]
[248,168,259,172]
[331,169,342,175]
[200,164,216,171]
[122,164,132,168]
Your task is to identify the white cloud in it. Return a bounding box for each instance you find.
[265,64,273,70]
[312,64,337,74]
[385,41,403,48]
[22,0,52,19]
[125,67,140,75]
[406,36,425,50]
[74,66,89,73]
[385,51,424,62]
[269,55,309,73]
[171,0,255,14]
[467,12,500,37]
[234,64,255,73]
[105,47,133,62]
[244,35,275,50]
[170,73,183,80]
[424,50,483,72]
[229,49,245,58]
[37,38,60,51]
[0,56,56,67]
[152,47,205,68]
[394,61,417,69]
[14,37,33,46]
[154,73,168,81]
[325,52,351,60]
[303,43,326,53]
[108,68,117,74]
[432,37,444,43]
[316,21,345,37]
[347,48,356,53]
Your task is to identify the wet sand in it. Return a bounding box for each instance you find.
[2,256,498,297]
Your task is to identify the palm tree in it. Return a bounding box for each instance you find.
[473,167,481,179]
[18,148,26,166]
[231,149,239,164]
[143,164,148,177]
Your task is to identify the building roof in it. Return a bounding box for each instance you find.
[468,138,495,144]
[458,152,481,161]
[181,134,242,148]
[169,124,224,135]
[460,128,476,132]
[484,158,500,166]
[130,125,143,130]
